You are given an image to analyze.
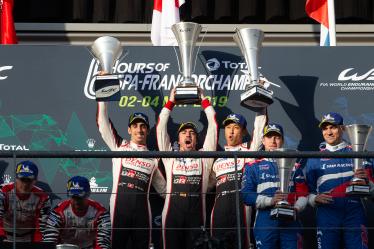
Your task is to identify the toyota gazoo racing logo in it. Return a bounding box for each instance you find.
[0,66,13,80]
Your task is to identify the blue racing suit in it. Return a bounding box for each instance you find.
[305,141,374,249]
[241,158,307,249]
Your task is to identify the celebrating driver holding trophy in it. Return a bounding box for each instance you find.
[156,86,218,249]
[305,112,374,249]
[241,123,308,249]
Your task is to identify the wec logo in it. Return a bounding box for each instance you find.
[0,66,13,80]
[338,68,374,81]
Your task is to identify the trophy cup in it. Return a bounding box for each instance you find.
[171,22,202,104]
[89,36,122,102]
[345,124,372,196]
[270,148,297,221]
[233,28,273,111]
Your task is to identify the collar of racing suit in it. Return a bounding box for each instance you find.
[224,143,246,151]
[129,140,148,151]
[324,141,348,152]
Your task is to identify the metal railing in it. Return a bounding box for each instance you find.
[1,150,373,249]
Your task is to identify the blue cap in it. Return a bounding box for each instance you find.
[16,161,38,179]
[263,123,284,137]
[178,122,198,134]
[67,176,91,198]
[128,112,149,128]
[318,112,344,128]
[222,113,247,129]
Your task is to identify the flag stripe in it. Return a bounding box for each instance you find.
[0,0,18,44]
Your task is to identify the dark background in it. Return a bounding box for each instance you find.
[13,0,374,24]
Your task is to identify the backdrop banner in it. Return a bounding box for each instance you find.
[0,45,373,248]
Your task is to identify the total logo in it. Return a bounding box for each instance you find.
[0,144,29,151]
[205,58,249,72]
[0,66,13,80]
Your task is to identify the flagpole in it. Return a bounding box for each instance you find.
[327,0,336,46]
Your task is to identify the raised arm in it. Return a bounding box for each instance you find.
[156,99,174,152]
[96,102,123,151]
[201,98,218,152]
[248,108,267,151]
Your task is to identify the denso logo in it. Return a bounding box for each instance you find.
[0,66,13,80]
[338,68,374,81]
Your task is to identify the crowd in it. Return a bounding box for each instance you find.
[0,87,373,249]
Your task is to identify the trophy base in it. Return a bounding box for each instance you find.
[175,86,200,104]
[270,206,295,221]
[346,184,370,197]
[240,86,273,111]
[95,75,121,102]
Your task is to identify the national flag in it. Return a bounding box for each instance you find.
[305,0,336,46]
[151,0,185,46]
[0,0,18,44]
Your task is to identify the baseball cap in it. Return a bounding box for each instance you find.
[178,122,198,134]
[263,123,284,137]
[128,112,149,128]
[16,161,38,179]
[67,176,91,198]
[222,113,247,129]
[318,112,344,128]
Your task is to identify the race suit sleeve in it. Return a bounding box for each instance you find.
[37,195,51,241]
[291,162,309,212]
[305,159,318,207]
[201,98,218,153]
[241,163,272,208]
[95,210,111,249]
[208,170,217,191]
[97,102,123,151]
[0,189,5,238]
[364,159,374,194]
[43,209,63,243]
[248,108,267,152]
[152,166,167,196]
[156,100,174,153]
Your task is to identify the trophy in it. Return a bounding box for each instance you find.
[345,124,372,196]
[270,148,297,221]
[89,36,122,102]
[233,28,273,111]
[171,22,202,104]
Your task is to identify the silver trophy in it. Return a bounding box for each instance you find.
[89,36,122,102]
[345,124,372,196]
[233,28,273,111]
[171,22,201,104]
[270,148,297,221]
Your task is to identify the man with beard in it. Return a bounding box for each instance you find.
[156,88,218,249]
[96,99,166,249]
[209,112,266,249]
